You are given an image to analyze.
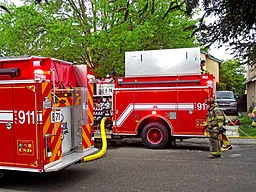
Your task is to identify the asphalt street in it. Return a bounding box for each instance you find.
[0,138,256,192]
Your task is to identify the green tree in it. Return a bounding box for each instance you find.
[0,5,10,13]
[1,1,87,61]
[218,59,246,95]
[194,0,256,65]
[0,0,198,77]
[21,0,256,65]
[216,82,226,91]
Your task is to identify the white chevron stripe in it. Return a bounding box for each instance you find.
[116,103,194,127]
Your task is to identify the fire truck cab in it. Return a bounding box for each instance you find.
[93,47,215,149]
[0,57,98,173]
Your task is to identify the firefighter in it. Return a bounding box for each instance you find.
[200,60,206,74]
[248,102,256,128]
[205,98,224,158]
[250,107,256,128]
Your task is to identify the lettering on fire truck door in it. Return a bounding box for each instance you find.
[13,84,40,168]
[0,86,15,164]
[176,89,209,135]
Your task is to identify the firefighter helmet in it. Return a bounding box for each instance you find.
[206,98,215,105]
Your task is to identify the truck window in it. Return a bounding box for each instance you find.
[216,91,235,99]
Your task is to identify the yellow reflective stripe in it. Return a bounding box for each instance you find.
[218,122,224,126]
[211,151,221,155]
[208,116,224,121]
[215,115,224,119]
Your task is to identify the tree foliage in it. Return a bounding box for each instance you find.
[0,2,82,61]
[0,5,10,13]
[0,0,198,77]
[218,59,246,95]
[195,0,256,65]
[33,0,256,66]
[2,0,256,77]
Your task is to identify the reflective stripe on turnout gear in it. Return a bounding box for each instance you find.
[211,151,221,155]
[207,106,225,127]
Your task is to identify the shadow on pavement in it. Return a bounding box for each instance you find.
[95,138,210,151]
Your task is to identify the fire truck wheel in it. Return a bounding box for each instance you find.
[141,122,170,149]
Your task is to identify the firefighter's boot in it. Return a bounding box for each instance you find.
[208,154,221,158]
[221,145,232,151]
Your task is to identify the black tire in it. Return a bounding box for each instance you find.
[141,122,170,149]
[0,171,4,179]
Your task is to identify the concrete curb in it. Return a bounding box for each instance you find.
[229,138,256,145]
[231,136,256,139]
[181,138,256,145]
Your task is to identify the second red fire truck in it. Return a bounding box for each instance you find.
[92,47,215,149]
[0,57,105,174]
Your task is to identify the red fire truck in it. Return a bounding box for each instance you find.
[0,57,101,173]
[92,48,215,149]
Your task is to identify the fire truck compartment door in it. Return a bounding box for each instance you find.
[0,86,15,163]
[177,89,208,134]
[71,87,88,151]
[13,84,39,167]
[113,90,135,133]
[60,107,72,154]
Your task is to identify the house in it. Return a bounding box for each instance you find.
[244,64,256,110]
[200,51,222,82]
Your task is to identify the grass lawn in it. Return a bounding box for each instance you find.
[238,113,256,137]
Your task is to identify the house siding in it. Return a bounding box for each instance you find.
[245,63,256,110]
[200,53,220,82]
[247,82,255,111]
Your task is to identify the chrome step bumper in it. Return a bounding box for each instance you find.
[44,147,99,172]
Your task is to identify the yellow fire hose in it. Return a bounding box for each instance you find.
[83,117,107,162]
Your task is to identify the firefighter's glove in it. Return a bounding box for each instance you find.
[204,130,210,137]
[203,125,212,136]
[207,126,213,133]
